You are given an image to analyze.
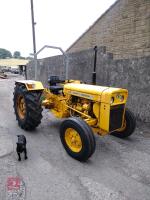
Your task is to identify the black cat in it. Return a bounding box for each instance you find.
[16,135,28,161]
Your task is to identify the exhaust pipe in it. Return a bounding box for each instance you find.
[92,46,97,85]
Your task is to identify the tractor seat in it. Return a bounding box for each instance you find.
[49,85,63,94]
[48,76,64,94]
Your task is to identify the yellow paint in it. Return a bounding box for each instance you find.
[40,82,128,135]
[66,105,91,119]
[85,118,97,126]
[93,102,100,120]
[64,83,108,101]
[65,128,82,152]
[116,116,126,132]
[99,103,110,132]
[64,83,108,96]
[64,80,81,84]
[101,88,128,105]
[92,127,108,136]
[16,80,44,91]
[17,95,26,120]
[51,109,62,118]
[64,83,128,106]
[64,83,127,133]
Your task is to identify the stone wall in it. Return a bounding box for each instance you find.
[27,55,65,86]
[67,0,150,60]
[27,47,150,123]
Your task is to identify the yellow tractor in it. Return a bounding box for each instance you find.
[13,76,136,161]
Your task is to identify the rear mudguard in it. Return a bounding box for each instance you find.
[15,80,44,91]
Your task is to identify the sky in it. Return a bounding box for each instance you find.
[0,0,116,58]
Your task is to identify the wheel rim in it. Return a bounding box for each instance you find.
[17,95,26,120]
[65,128,82,153]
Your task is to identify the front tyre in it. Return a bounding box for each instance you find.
[13,84,43,130]
[60,118,96,161]
[111,108,136,138]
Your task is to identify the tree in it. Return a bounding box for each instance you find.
[13,51,21,58]
[0,48,12,59]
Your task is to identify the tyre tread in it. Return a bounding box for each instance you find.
[13,84,43,130]
[60,117,96,161]
[111,108,136,138]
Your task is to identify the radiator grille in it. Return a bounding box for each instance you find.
[109,104,125,132]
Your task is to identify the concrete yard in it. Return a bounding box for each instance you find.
[0,74,150,200]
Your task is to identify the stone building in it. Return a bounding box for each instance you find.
[27,0,150,123]
[67,0,150,59]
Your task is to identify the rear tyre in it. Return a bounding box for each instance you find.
[60,117,96,161]
[13,84,43,130]
[111,108,136,138]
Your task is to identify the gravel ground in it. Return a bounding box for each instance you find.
[0,73,150,200]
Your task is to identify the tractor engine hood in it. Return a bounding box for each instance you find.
[64,83,128,105]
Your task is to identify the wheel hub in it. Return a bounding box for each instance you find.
[17,95,26,120]
[65,128,82,152]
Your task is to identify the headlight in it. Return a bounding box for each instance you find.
[110,97,114,104]
[120,95,124,102]
[116,94,124,102]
